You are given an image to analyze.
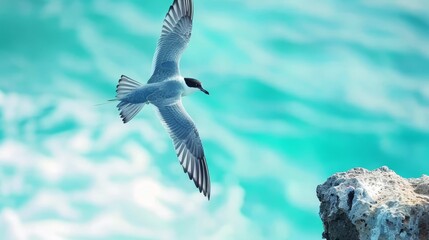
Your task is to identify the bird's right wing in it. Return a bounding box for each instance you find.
[156,100,211,199]
[149,0,194,83]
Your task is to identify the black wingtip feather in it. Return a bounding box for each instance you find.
[164,0,193,25]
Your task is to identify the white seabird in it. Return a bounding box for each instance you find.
[112,0,211,199]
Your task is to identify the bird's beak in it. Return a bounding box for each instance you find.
[199,87,209,95]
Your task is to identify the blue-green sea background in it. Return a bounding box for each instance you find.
[1,0,429,239]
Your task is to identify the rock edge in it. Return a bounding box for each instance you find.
[317,166,429,240]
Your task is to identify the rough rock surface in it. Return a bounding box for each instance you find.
[317,166,429,240]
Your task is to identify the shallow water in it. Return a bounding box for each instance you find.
[1,0,429,239]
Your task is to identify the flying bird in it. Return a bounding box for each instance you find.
[111,0,211,199]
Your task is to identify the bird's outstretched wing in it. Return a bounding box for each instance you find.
[149,0,194,83]
[156,100,211,199]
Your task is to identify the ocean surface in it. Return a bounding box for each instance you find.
[1,0,429,239]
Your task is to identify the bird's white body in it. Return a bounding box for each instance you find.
[122,77,198,108]
[124,79,184,104]
[112,0,211,199]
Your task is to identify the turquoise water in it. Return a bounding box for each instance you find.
[1,0,429,239]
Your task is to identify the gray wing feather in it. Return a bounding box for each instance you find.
[156,100,211,199]
[149,0,194,83]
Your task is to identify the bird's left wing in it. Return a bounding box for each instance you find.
[156,100,211,199]
[149,0,194,83]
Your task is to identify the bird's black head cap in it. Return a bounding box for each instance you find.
[185,78,209,95]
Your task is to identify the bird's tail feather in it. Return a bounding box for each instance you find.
[115,75,144,123]
[117,101,144,123]
[116,75,142,99]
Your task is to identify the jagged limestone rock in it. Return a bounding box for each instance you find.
[317,166,429,240]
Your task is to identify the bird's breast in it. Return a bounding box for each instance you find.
[148,80,185,105]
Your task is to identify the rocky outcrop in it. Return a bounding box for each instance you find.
[317,166,429,240]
